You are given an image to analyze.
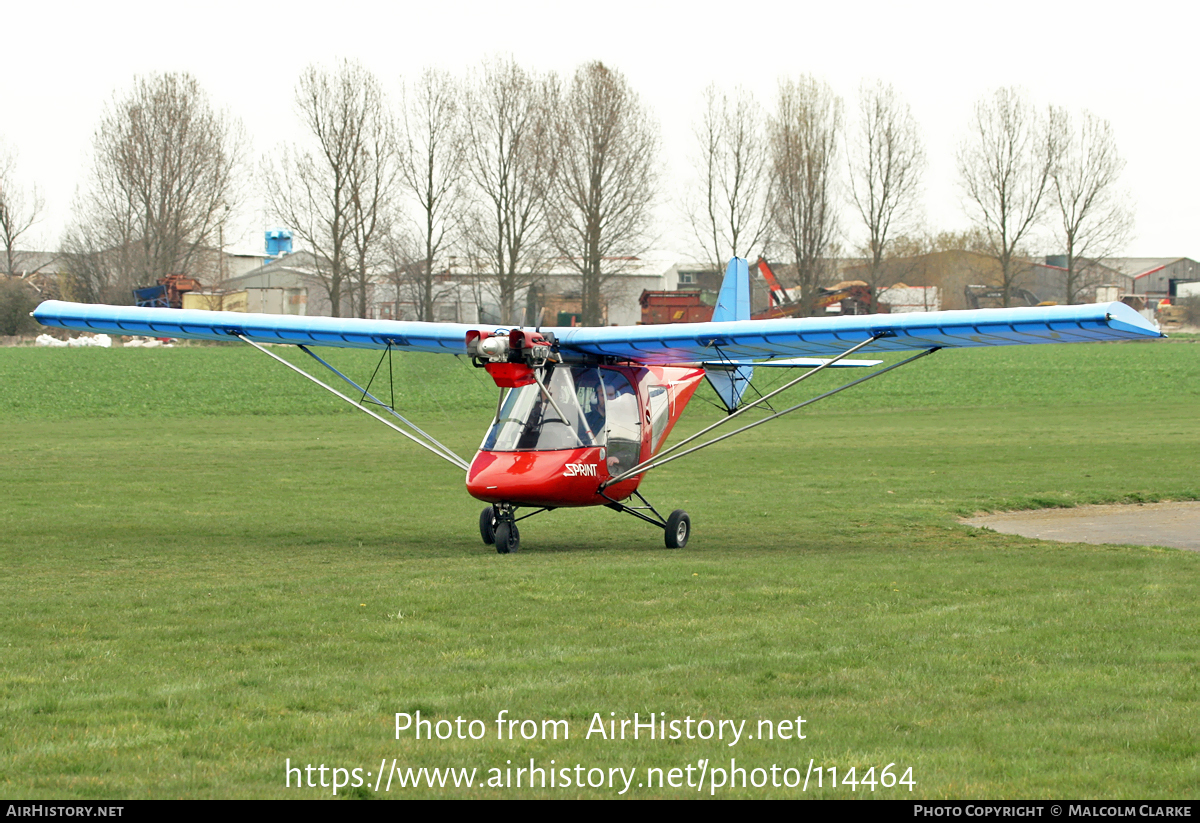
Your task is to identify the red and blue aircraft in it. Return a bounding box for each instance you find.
[33,258,1163,553]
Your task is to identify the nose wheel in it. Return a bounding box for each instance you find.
[479,506,496,545]
[481,504,521,554]
[494,521,520,554]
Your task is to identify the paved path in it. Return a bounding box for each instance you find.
[964,501,1200,552]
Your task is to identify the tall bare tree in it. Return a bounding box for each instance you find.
[1049,108,1132,303]
[59,221,120,304]
[399,68,466,321]
[461,58,557,324]
[686,84,771,271]
[0,143,47,279]
[379,226,419,319]
[957,87,1056,307]
[847,81,924,311]
[265,61,394,318]
[545,61,659,326]
[0,144,45,332]
[62,72,243,302]
[346,103,399,319]
[768,76,842,316]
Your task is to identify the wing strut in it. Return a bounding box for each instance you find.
[602,340,940,488]
[236,335,471,472]
[605,334,882,485]
[296,343,461,459]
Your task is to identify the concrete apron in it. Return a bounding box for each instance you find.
[963,501,1200,552]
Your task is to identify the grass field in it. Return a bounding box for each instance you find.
[2,338,1198,798]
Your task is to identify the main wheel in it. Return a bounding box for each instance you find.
[665,510,690,549]
[494,521,520,554]
[479,506,496,545]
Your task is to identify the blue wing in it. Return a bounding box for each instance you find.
[33,296,1162,362]
[33,301,478,353]
[552,301,1162,363]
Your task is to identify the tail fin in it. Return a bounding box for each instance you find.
[711,257,751,322]
[706,258,753,412]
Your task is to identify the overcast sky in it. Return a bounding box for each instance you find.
[3,0,1197,262]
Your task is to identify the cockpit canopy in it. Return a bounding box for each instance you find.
[482,366,641,465]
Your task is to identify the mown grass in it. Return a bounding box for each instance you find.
[1,339,1198,798]
[2,335,1196,421]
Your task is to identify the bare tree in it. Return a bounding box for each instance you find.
[0,144,45,332]
[768,76,842,316]
[380,226,419,319]
[461,57,557,325]
[545,61,659,326]
[346,106,399,319]
[62,73,243,302]
[925,228,991,254]
[399,68,466,321]
[0,278,40,334]
[265,61,394,318]
[957,87,1056,307]
[59,221,122,303]
[0,143,47,279]
[847,81,924,311]
[686,84,771,271]
[380,223,467,321]
[1049,108,1133,303]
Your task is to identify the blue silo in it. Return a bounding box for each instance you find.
[266,229,293,258]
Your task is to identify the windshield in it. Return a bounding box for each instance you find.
[483,366,593,452]
[482,366,645,456]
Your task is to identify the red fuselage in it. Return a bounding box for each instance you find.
[466,365,704,508]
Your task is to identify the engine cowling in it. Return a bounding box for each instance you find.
[466,329,555,388]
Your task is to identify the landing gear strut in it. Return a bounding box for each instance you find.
[603,490,691,549]
[480,497,687,553]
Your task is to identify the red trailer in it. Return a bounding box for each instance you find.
[638,290,713,324]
